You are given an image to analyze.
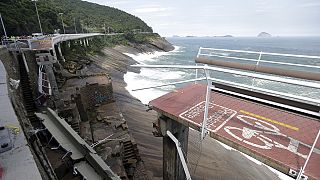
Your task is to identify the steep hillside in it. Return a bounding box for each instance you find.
[0,0,152,35]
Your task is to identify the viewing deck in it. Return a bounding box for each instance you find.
[150,83,320,180]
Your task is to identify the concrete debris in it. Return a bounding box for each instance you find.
[9,78,20,89]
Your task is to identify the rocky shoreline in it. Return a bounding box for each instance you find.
[90,42,282,179]
[0,36,283,179]
[89,46,165,179]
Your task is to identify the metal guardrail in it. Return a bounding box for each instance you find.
[196,47,320,81]
[2,32,154,52]
[132,48,320,180]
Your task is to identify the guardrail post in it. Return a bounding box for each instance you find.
[195,47,202,84]
[296,129,320,180]
[201,65,212,140]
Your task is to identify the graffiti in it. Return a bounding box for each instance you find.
[224,114,320,159]
[94,91,108,104]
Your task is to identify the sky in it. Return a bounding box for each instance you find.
[86,0,320,37]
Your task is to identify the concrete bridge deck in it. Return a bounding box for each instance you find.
[150,83,320,180]
[0,59,42,180]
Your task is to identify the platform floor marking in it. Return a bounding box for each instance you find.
[240,110,299,131]
[179,101,237,132]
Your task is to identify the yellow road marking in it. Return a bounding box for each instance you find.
[239,110,299,131]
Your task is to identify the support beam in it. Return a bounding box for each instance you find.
[21,52,29,73]
[57,44,65,62]
[43,64,63,108]
[159,116,189,180]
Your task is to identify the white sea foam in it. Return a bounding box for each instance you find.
[124,71,169,104]
[124,51,170,64]
[171,45,185,53]
[124,45,186,104]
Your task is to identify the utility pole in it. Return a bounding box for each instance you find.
[0,13,7,37]
[32,0,43,34]
[104,23,106,35]
[59,13,65,34]
[74,17,77,34]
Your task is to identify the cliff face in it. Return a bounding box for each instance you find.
[148,37,175,52]
[114,37,174,55]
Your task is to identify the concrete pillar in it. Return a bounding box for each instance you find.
[51,45,58,61]
[57,44,65,62]
[86,38,89,46]
[159,116,189,180]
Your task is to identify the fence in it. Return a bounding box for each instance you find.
[133,47,320,180]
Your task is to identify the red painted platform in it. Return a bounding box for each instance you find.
[150,83,320,179]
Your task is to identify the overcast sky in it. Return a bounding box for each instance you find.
[86,0,320,37]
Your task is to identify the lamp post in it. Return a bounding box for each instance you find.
[0,13,7,38]
[59,13,65,34]
[32,0,43,34]
[74,17,77,34]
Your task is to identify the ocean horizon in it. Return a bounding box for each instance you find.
[124,37,320,104]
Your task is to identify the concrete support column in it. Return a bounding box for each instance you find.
[51,45,58,61]
[86,38,89,46]
[57,44,65,62]
[159,116,189,180]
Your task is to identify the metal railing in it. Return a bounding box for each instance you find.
[132,48,320,180]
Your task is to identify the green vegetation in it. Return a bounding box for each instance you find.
[0,0,153,36]
[61,33,160,61]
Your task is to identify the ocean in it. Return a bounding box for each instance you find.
[124,37,320,104]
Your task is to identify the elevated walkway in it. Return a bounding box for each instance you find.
[150,83,320,179]
[133,47,320,180]
[0,60,42,180]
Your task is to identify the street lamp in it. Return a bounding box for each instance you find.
[31,0,43,34]
[59,13,65,34]
[0,13,7,38]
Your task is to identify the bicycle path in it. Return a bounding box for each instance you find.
[150,83,320,180]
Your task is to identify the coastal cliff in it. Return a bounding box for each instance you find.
[114,36,174,55]
[61,35,173,179]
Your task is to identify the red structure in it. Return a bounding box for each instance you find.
[150,83,320,179]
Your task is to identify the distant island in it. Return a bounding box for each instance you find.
[179,35,234,38]
[257,32,272,37]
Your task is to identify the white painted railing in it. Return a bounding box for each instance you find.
[132,48,320,180]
